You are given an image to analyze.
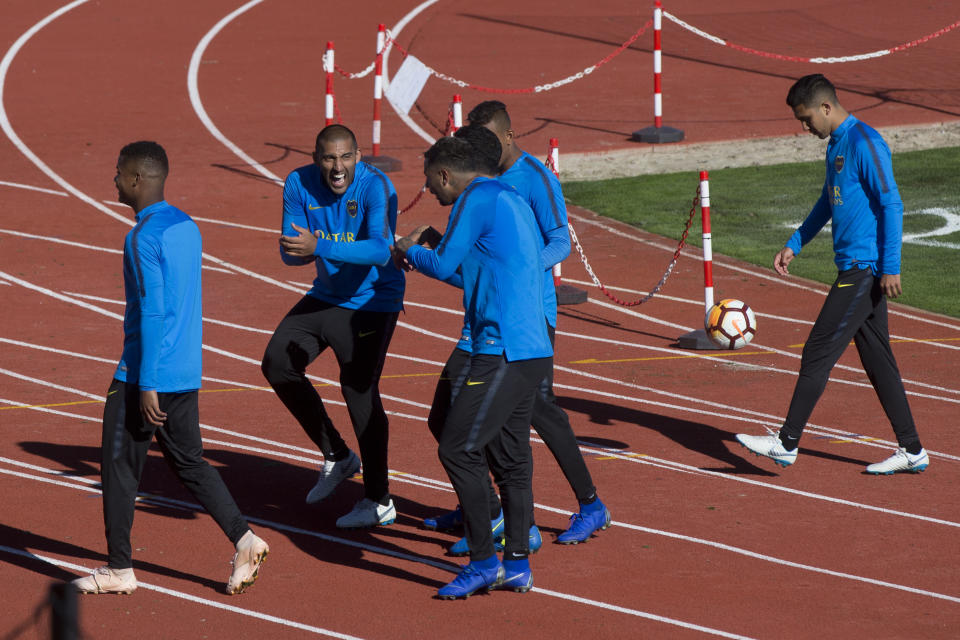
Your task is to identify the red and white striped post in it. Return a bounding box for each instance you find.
[324,41,335,127]
[699,170,715,313]
[371,25,386,156]
[451,94,463,134]
[632,1,684,143]
[677,170,719,349]
[365,25,402,171]
[547,137,588,305]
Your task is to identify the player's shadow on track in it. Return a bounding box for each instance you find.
[19,441,466,590]
[556,397,779,475]
[557,308,678,341]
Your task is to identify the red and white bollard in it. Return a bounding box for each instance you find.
[372,25,385,156]
[677,170,721,349]
[365,25,401,171]
[324,41,335,127]
[450,94,463,134]
[632,1,684,143]
[699,170,715,313]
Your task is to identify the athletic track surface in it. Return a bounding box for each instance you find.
[2,1,959,638]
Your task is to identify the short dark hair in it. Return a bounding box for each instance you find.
[119,141,168,176]
[453,124,501,174]
[424,136,484,174]
[467,100,511,129]
[786,74,838,108]
[315,124,358,150]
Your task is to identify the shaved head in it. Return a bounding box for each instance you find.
[315,124,358,152]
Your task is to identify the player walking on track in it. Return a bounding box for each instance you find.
[736,74,928,475]
[261,125,405,528]
[423,102,609,550]
[394,133,552,598]
[73,141,268,596]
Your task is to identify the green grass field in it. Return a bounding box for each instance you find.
[563,146,960,319]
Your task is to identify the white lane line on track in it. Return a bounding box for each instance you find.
[0,179,68,196]
[187,0,281,185]
[5,356,960,530]
[0,546,365,639]
[6,273,960,465]
[3,450,960,614]
[0,463,758,640]
[565,212,960,333]
[585,296,960,400]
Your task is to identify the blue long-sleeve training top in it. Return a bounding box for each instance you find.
[499,150,570,327]
[115,200,203,392]
[406,177,552,362]
[786,115,904,275]
[281,161,405,311]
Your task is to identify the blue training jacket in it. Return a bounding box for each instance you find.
[786,115,905,275]
[407,177,552,362]
[115,201,203,392]
[281,161,405,311]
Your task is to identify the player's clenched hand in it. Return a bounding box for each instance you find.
[392,236,415,271]
[279,223,319,257]
[410,224,443,249]
[140,389,166,426]
[880,273,902,299]
[773,247,795,276]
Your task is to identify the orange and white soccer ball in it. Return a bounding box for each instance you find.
[705,298,757,350]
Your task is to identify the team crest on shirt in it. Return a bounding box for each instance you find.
[347,200,358,217]
[834,155,845,173]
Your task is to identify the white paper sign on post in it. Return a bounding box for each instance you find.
[385,54,431,116]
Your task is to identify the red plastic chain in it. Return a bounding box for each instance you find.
[571,185,700,307]
[399,187,426,215]
[383,20,652,94]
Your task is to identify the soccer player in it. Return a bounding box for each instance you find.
[394,134,552,598]
[735,74,928,474]
[73,141,268,596]
[261,125,404,528]
[422,102,610,548]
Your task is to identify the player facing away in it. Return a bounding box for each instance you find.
[735,75,928,475]
[73,141,268,596]
[394,135,552,598]
[420,104,608,551]
[261,125,404,528]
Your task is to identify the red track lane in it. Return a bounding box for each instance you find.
[2,1,960,639]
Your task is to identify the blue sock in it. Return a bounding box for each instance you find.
[471,555,500,571]
[503,558,529,574]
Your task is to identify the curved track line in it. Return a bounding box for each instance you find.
[186,0,282,185]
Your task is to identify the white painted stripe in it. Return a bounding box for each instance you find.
[0,227,122,254]
[0,179,67,196]
[0,546,365,639]
[187,0,282,185]
[192,215,276,234]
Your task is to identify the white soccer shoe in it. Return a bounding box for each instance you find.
[72,566,137,595]
[336,498,396,529]
[226,531,269,595]
[866,447,929,475]
[306,450,361,504]
[735,429,798,468]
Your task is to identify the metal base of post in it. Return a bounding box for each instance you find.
[632,126,685,144]
[556,283,588,305]
[676,328,721,350]
[364,155,402,172]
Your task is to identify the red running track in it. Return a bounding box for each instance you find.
[2,1,959,638]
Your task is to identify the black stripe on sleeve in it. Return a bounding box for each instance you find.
[855,122,891,194]
[521,156,563,228]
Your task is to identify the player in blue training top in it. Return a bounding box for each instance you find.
[261,125,405,528]
[736,74,927,475]
[394,135,552,599]
[73,141,268,597]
